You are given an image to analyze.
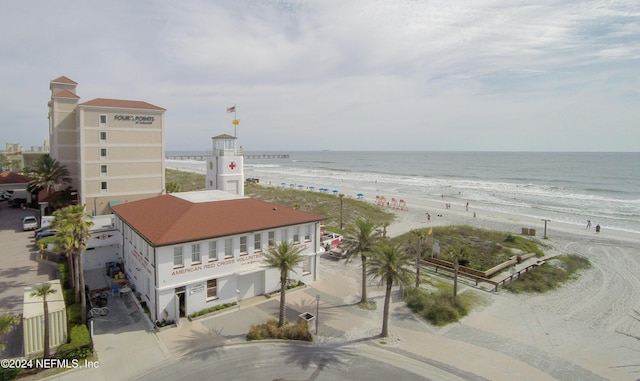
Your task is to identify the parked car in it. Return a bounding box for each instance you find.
[35,229,58,241]
[9,198,27,208]
[22,216,38,231]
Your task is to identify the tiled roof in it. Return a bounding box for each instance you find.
[79,98,165,111]
[50,76,77,85]
[0,171,32,184]
[111,193,325,247]
[52,89,80,99]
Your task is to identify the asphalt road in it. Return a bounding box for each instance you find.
[132,342,440,381]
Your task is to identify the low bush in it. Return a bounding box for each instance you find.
[56,325,92,360]
[505,254,591,293]
[405,288,470,326]
[67,304,81,325]
[58,263,69,289]
[190,302,237,319]
[246,319,313,342]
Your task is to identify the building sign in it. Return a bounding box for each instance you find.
[189,284,204,295]
[170,252,264,276]
[114,115,155,124]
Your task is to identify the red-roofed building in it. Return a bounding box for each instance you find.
[111,190,325,323]
[48,77,166,215]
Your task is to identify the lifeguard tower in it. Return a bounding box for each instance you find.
[205,134,244,196]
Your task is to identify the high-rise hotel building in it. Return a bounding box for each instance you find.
[48,76,166,215]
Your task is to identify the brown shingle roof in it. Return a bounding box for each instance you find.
[111,194,325,247]
[50,76,77,85]
[52,89,80,99]
[79,98,165,111]
[0,171,31,184]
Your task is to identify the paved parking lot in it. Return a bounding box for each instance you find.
[0,202,58,358]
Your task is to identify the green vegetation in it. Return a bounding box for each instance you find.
[56,325,92,360]
[245,183,394,233]
[246,318,313,342]
[165,168,394,233]
[392,226,545,271]
[190,302,237,319]
[504,254,591,293]
[405,288,473,326]
[165,169,205,192]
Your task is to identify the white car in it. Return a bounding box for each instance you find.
[22,216,38,231]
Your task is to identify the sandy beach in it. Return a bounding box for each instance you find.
[362,192,640,380]
[166,164,640,379]
[256,177,640,380]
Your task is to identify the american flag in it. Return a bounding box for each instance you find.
[226,106,236,113]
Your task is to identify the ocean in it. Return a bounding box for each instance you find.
[166,151,640,235]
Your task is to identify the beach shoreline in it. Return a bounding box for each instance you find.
[166,164,640,379]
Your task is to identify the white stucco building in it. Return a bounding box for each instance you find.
[111,190,324,323]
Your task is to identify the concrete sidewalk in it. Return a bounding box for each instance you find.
[40,256,597,381]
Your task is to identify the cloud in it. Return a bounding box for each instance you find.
[1,0,638,152]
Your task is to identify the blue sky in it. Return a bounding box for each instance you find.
[1,1,638,151]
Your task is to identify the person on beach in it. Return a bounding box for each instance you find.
[586,220,592,229]
[595,224,601,233]
[426,213,431,221]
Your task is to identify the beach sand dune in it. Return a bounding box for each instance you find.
[383,200,640,380]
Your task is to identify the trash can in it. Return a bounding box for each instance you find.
[521,227,528,235]
[298,312,315,323]
[529,229,536,236]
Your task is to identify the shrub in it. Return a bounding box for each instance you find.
[246,319,312,342]
[0,367,20,381]
[56,325,92,360]
[58,263,69,289]
[404,288,470,326]
[67,304,81,325]
[505,254,591,294]
[189,302,237,319]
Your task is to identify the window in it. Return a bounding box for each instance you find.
[293,227,300,244]
[173,246,183,267]
[304,225,311,241]
[192,243,201,263]
[100,181,108,193]
[240,236,247,255]
[224,238,233,258]
[207,279,217,300]
[100,165,107,176]
[254,233,261,252]
[268,231,275,247]
[208,240,217,261]
[100,131,107,141]
[303,256,312,274]
[100,148,107,159]
[99,114,107,126]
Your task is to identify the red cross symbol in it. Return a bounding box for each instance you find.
[228,161,236,170]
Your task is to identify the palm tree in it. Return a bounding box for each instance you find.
[409,229,427,288]
[30,283,57,358]
[367,243,415,338]
[26,154,71,200]
[343,219,381,305]
[52,205,93,323]
[0,314,18,351]
[263,241,305,327]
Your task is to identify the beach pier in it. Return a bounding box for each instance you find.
[166,153,290,160]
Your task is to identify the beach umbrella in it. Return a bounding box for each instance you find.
[290,183,295,188]
[309,186,315,191]
[298,185,304,189]
[280,182,286,187]
[332,189,339,195]
[357,193,364,199]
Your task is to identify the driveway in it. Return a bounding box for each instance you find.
[0,202,58,358]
